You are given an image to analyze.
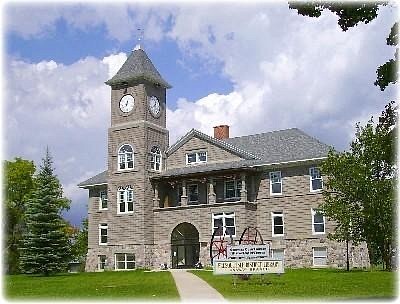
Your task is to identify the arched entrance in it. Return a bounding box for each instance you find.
[171,222,200,268]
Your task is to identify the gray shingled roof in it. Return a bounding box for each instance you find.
[223,128,332,164]
[78,170,108,188]
[105,48,171,88]
[155,128,332,178]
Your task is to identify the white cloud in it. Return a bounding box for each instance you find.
[102,52,127,79]
[5,53,127,225]
[166,4,397,150]
[5,3,175,43]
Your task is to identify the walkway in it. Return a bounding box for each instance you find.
[170,269,226,302]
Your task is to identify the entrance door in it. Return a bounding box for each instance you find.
[171,222,200,268]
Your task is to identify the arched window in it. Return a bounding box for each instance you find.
[150,146,161,172]
[118,144,134,170]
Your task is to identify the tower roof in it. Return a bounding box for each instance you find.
[105,48,171,88]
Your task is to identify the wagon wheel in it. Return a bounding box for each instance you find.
[210,226,234,265]
[238,226,264,280]
[239,226,264,245]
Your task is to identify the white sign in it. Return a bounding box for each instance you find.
[227,244,270,259]
[214,259,284,275]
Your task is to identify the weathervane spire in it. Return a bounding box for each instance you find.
[134,28,144,51]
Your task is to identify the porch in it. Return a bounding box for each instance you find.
[152,169,260,209]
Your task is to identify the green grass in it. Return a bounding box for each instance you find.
[5,270,179,300]
[191,268,397,300]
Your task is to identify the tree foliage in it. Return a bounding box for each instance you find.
[20,149,71,275]
[289,1,385,31]
[70,218,88,267]
[289,1,398,91]
[4,158,36,274]
[375,22,398,91]
[320,101,397,270]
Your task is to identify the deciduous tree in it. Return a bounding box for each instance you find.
[321,101,397,270]
[4,158,36,274]
[70,218,88,270]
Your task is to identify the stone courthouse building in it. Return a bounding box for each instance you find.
[78,46,369,271]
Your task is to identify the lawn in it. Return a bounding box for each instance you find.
[5,270,179,300]
[191,268,397,300]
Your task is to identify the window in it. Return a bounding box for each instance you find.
[312,209,325,234]
[186,151,207,165]
[270,171,282,195]
[118,144,134,170]
[224,179,242,200]
[310,167,323,192]
[272,249,284,261]
[188,184,199,203]
[98,255,107,271]
[115,253,135,270]
[117,186,134,213]
[212,212,236,237]
[99,190,108,210]
[150,146,162,171]
[313,247,327,266]
[272,212,284,237]
[99,224,108,245]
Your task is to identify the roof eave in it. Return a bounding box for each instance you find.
[151,166,257,181]
[252,156,328,169]
[78,182,108,189]
[105,75,172,89]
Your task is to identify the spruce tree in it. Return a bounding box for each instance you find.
[20,149,71,275]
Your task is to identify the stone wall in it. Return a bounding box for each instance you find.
[85,244,155,272]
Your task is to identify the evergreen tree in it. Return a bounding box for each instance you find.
[20,148,71,275]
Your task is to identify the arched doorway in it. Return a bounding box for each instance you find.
[171,222,200,268]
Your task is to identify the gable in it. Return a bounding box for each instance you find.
[167,136,244,170]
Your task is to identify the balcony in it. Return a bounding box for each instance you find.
[152,171,259,210]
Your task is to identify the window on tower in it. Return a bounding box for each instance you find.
[150,146,162,172]
[117,186,134,214]
[118,144,134,171]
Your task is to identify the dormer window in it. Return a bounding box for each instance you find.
[118,144,134,171]
[186,151,207,165]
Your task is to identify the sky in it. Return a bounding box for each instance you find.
[3,1,398,226]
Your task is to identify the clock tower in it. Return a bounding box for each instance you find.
[104,46,171,268]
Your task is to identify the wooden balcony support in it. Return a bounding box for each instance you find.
[208,177,216,204]
[240,172,248,202]
[153,182,160,208]
[181,180,188,206]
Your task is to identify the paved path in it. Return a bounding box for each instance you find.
[170,269,226,302]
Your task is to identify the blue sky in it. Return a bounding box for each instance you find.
[4,2,397,226]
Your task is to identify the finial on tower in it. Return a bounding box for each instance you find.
[134,28,144,51]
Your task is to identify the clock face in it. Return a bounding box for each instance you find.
[148,96,161,117]
[119,95,135,113]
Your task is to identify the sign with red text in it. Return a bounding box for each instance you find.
[213,259,284,275]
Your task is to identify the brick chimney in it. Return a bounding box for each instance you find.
[213,125,230,140]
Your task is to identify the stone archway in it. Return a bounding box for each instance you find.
[171,222,200,269]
